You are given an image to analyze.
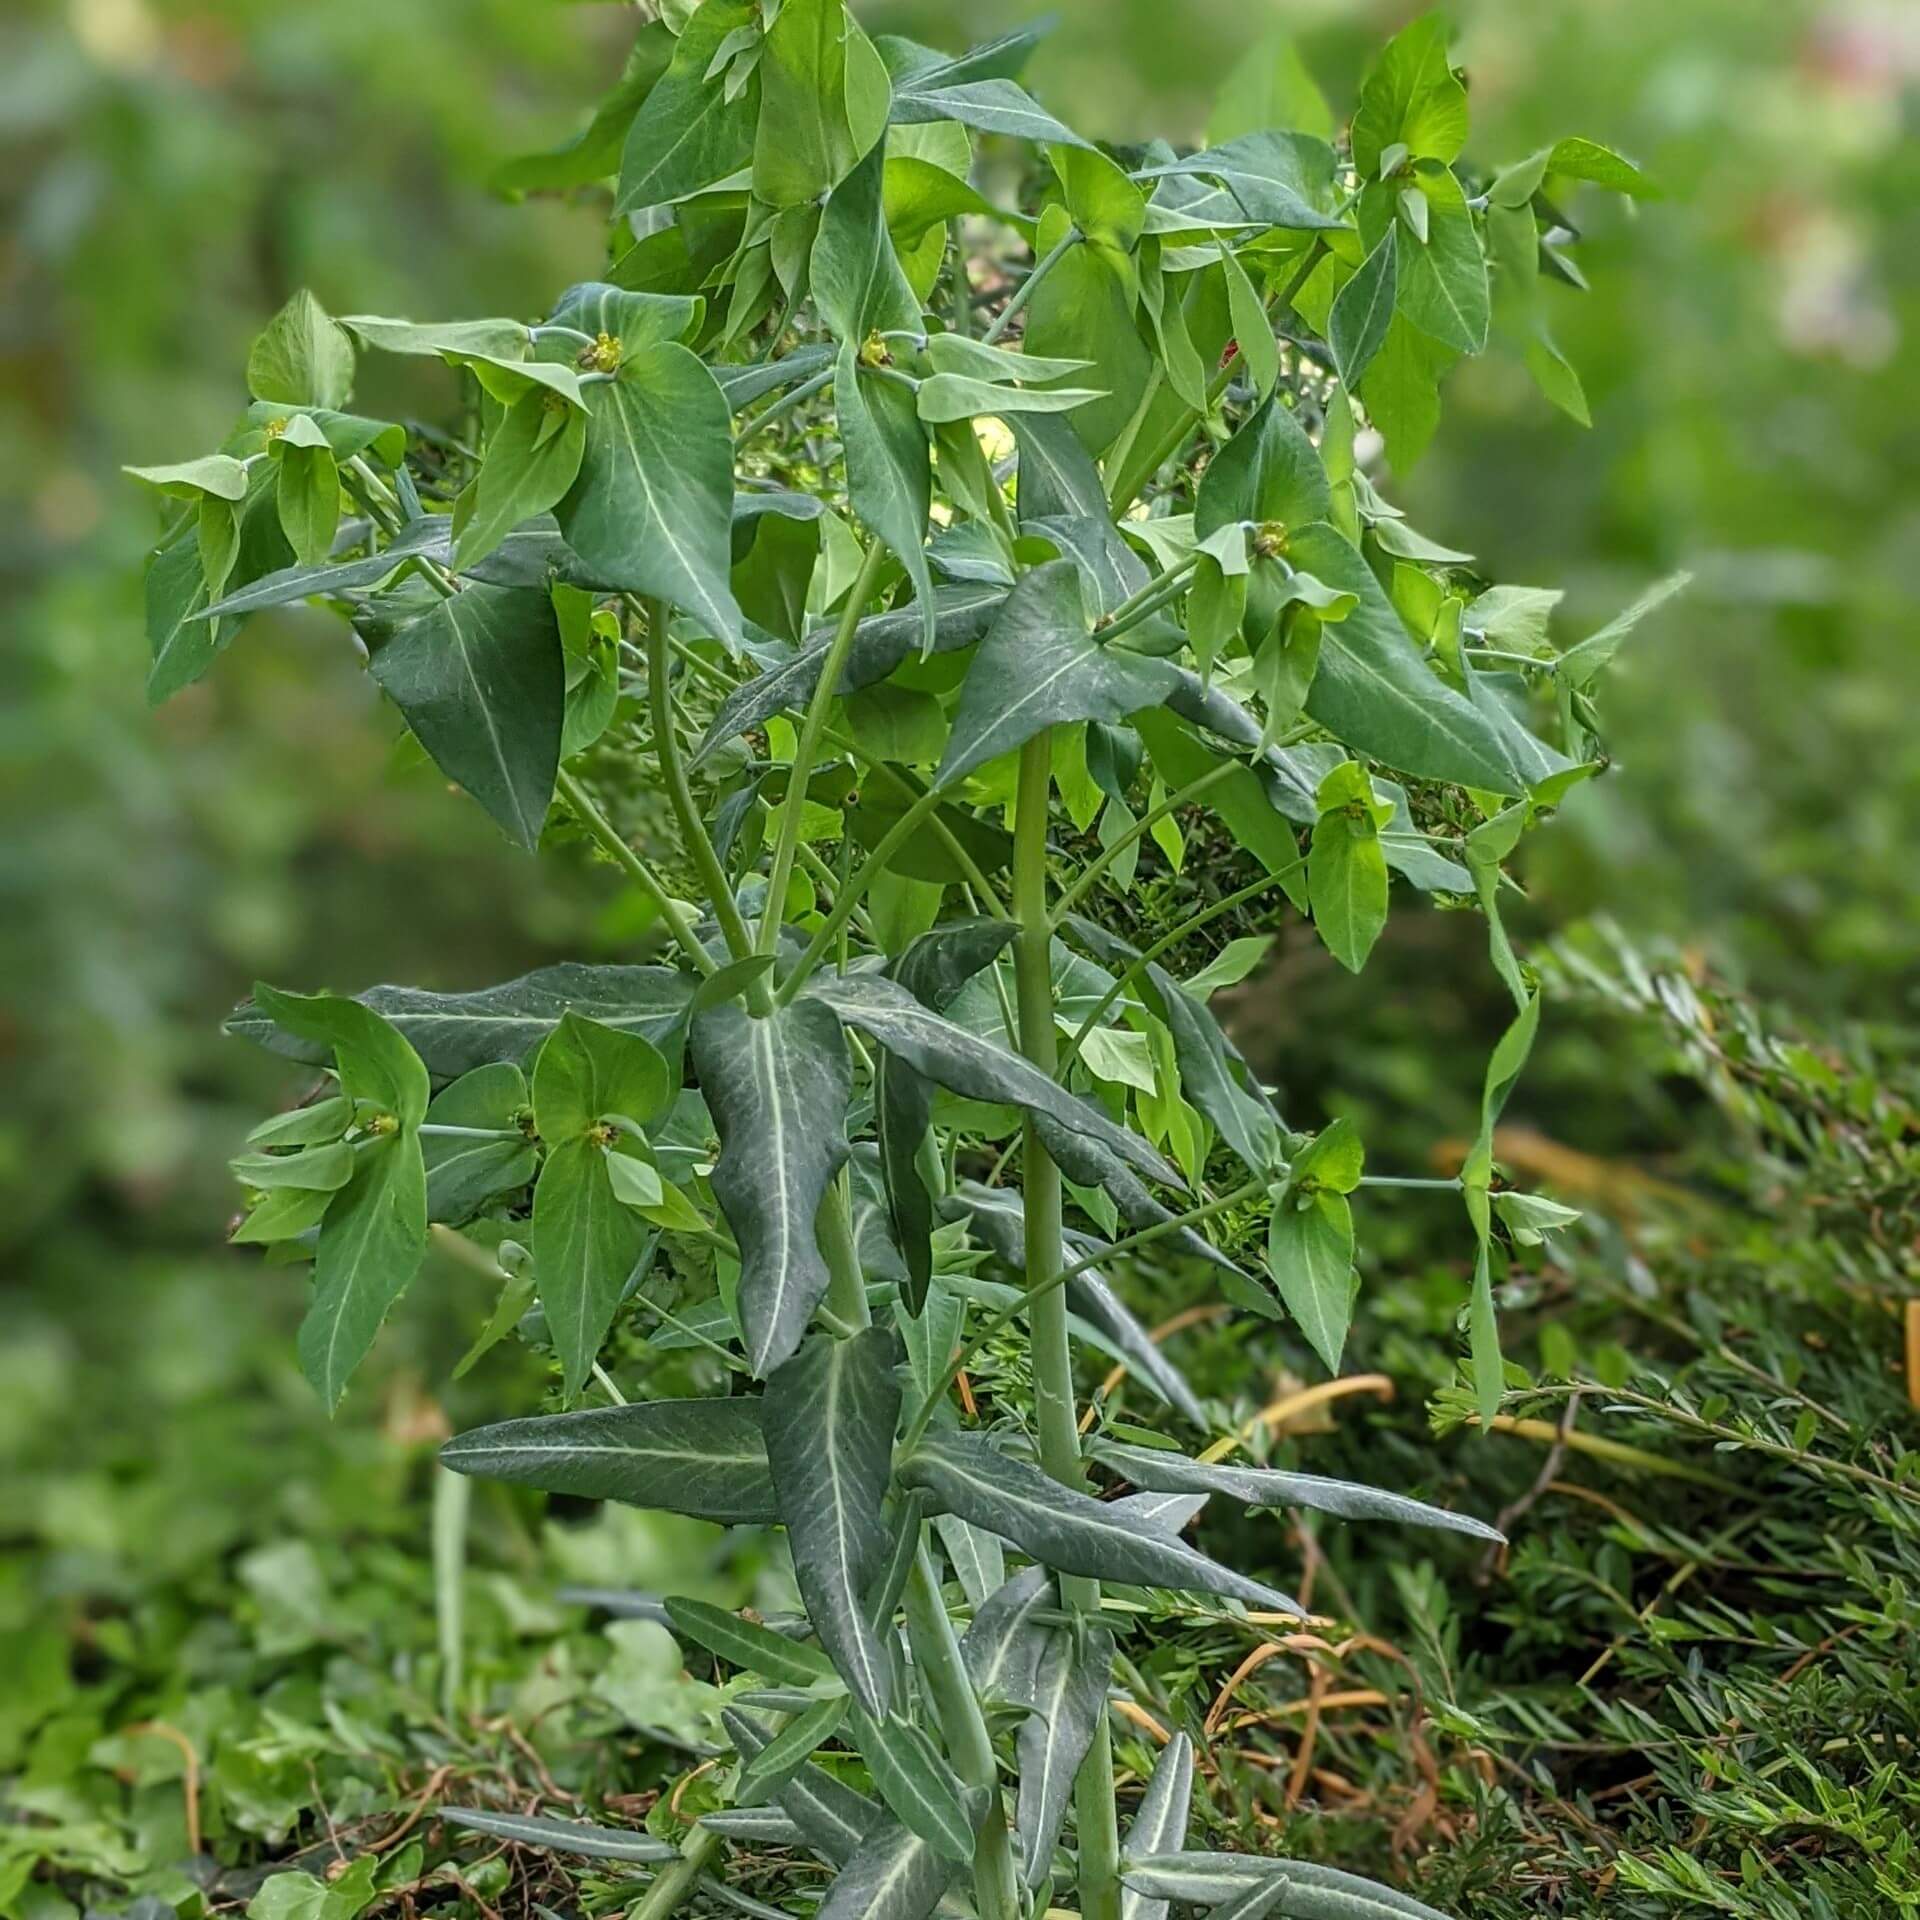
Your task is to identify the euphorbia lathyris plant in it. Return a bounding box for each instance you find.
[133,9,1671,1917]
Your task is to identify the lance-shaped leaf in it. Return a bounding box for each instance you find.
[1135,131,1344,231]
[1120,1852,1451,1920]
[557,341,743,649]
[228,963,695,1081]
[804,972,1180,1189]
[889,77,1089,152]
[723,1708,878,1864]
[935,561,1185,790]
[941,1183,1205,1424]
[849,1707,980,1865]
[836,344,934,653]
[879,919,1017,1308]
[1089,1439,1503,1542]
[1392,165,1489,356]
[693,584,1005,766]
[439,1397,778,1523]
[616,0,759,213]
[423,1064,536,1222]
[916,374,1106,425]
[899,1432,1304,1615]
[753,0,888,208]
[665,1597,837,1688]
[763,1330,902,1715]
[368,582,564,849]
[1195,393,1331,541]
[1017,1621,1113,1886]
[812,139,921,344]
[1120,1733,1195,1920]
[456,393,588,572]
[1330,229,1398,388]
[1291,522,1557,795]
[692,996,853,1377]
[736,1697,850,1805]
[818,1817,960,1920]
[959,1563,1053,1706]
[442,1809,677,1863]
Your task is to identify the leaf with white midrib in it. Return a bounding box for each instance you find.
[959,1564,1053,1706]
[934,561,1186,790]
[723,1708,878,1866]
[899,1432,1304,1616]
[817,1817,962,1920]
[691,996,852,1378]
[439,1398,778,1523]
[805,972,1180,1190]
[1015,1620,1112,1887]
[1119,1733,1195,1920]
[850,1707,980,1865]
[442,1807,678,1863]
[226,963,696,1081]
[763,1330,901,1715]
[1090,1438,1505,1542]
[692,585,1005,767]
[1119,1851,1451,1920]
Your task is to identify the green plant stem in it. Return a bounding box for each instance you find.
[645,601,763,994]
[905,1547,1020,1920]
[1008,729,1121,1920]
[1360,1174,1464,1191]
[982,226,1079,345]
[554,768,718,976]
[630,1826,724,1920]
[758,540,891,955]
[1107,236,1329,514]
[1058,859,1306,1074]
[1049,761,1236,925]
[1096,549,1202,641]
[775,786,949,1004]
[734,367,834,450]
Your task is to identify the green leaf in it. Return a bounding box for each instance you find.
[694,584,1004,766]
[228,964,695,1081]
[1359,313,1448,471]
[888,77,1088,151]
[690,996,853,1376]
[532,1137,641,1394]
[1090,1439,1501,1540]
[1557,571,1692,691]
[915,373,1105,425]
[924,336,1090,385]
[1330,229,1398,388]
[368,582,565,850]
[491,23,674,196]
[1195,395,1331,542]
[299,1132,430,1410]
[457,395,588,572]
[811,137,921,344]
[126,453,252,501]
[960,1563,1052,1704]
[1208,29,1333,143]
[1350,13,1468,178]
[1391,166,1489,355]
[1308,765,1390,974]
[1266,1188,1356,1371]
[251,985,430,1123]
[898,1431,1303,1614]
[816,1815,959,1920]
[145,523,234,707]
[935,561,1183,790]
[1121,1852,1451,1920]
[1218,241,1278,401]
[736,1696,850,1804]
[440,1397,779,1523]
[558,341,744,649]
[534,1009,674,1141]
[341,316,532,360]
[835,346,934,652]
[1016,1620,1112,1886]
[230,1142,357,1192]
[806,972,1180,1189]
[723,1708,880,1866]
[442,1809,677,1864]
[248,290,354,411]
[1136,132,1345,232]
[272,436,339,568]
[617,0,759,213]
[1491,135,1661,208]
[1021,210,1152,456]
[763,1329,902,1715]
[423,1064,535,1223]
[754,0,889,208]
[1120,1733,1195,1920]
[665,1596,838,1687]
[850,1706,978,1865]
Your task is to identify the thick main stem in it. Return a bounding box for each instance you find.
[1010,731,1122,1920]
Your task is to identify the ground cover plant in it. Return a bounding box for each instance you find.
[121,9,1676,1917]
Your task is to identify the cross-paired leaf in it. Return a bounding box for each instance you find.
[763,1329,903,1715]
[899,1431,1304,1615]
[1120,1733,1195,1920]
[442,1809,677,1863]
[936,561,1186,790]
[848,1706,980,1865]
[1135,131,1345,231]
[723,1708,879,1863]
[835,344,935,653]
[368,582,565,849]
[665,1596,839,1688]
[423,1063,535,1222]
[1120,1851,1452,1920]
[691,996,853,1377]
[440,1397,778,1523]
[1016,1619,1113,1886]
[616,0,759,213]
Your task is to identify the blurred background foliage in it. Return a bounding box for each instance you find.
[2,2,1916,1916]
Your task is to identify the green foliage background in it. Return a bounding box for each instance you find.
[3,2,1915,1917]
